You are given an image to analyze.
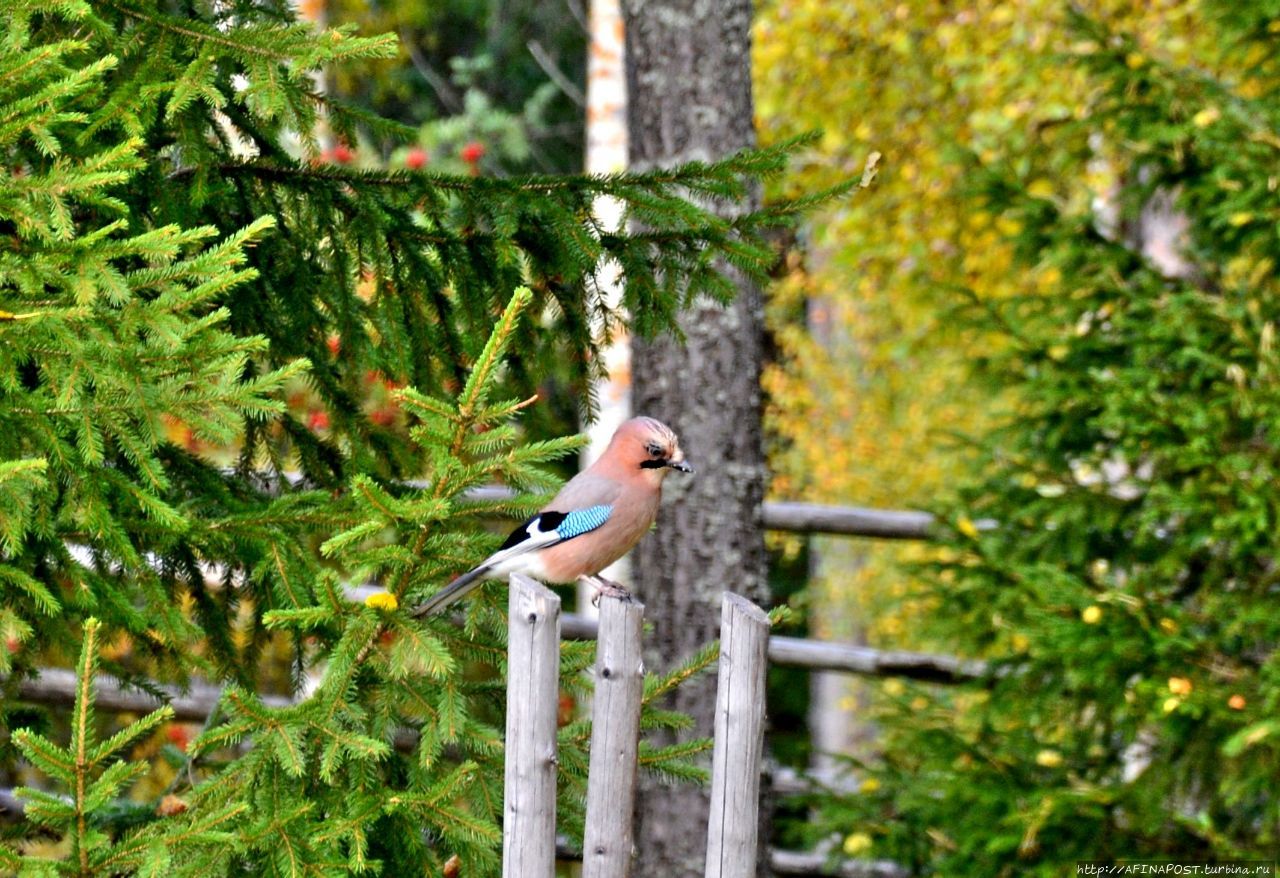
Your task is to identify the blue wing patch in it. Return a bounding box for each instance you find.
[555,505,612,540]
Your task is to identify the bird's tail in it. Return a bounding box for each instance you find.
[410,566,490,618]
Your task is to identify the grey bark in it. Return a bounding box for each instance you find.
[622,1,770,875]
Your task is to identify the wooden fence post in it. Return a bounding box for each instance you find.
[503,574,562,878]
[582,594,646,878]
[704,592,771,878]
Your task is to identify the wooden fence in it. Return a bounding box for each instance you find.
[1,498,959,876]
[502,575,773,878]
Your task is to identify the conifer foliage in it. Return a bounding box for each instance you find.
[0,0,795,873]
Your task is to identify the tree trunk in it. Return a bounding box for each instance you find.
[580,0,632,617]
[623,1,769,875]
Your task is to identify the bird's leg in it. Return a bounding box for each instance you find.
[580,574,633,607]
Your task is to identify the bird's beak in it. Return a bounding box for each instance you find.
[669,459,694,473]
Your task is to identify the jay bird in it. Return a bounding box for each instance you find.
[412,416,692,617]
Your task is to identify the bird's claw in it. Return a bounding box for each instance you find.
[582,575,633,607]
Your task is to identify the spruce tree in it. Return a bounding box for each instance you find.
[816,5,1280,874]
[0,0,809,873]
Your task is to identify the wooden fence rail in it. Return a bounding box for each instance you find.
[6,617,980,728]
[461,486,945,540]
[8,667,292,721]
[236,473,950,540]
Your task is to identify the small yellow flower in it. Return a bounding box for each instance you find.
[1159,617,1178,634]
[842,833,873,857]
[1229,212,1254,227]
[1163,696,1182,714]
[1126,52,1146,69]
[883,679,906,697]
[1035,749,1063,768]
[859,777,881,794]
[1011,632,1031,652]
[1081,605,1103,625]
[957,516,980,539]
[1168,676,1193,696]
[1192,107,1221,128]
[364,592,399,612]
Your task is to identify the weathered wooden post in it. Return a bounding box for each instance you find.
[503,574,562,878]
[704,592,771,878]
[582,594,647,878]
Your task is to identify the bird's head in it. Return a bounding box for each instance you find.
[611,416,693,482]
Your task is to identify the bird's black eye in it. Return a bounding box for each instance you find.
[646,442,664,457]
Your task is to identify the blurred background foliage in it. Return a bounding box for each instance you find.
[754,0,1212,655]
[757,0,1280,872]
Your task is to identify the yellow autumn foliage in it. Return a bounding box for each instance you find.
[753,0,1209,649]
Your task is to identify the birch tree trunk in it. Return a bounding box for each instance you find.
[623,1,770,874]
[580,0,633,617]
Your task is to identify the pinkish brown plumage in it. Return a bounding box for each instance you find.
[411,417,691,617]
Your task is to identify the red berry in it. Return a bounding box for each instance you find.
[307,410,330,431]
[369,407,396,427]
[4,637,19,654]
[165,724,190,751]
[332,143,354,164]
[326,334,341,355]
[460,141,486,164]
[405,147,428,170]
